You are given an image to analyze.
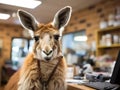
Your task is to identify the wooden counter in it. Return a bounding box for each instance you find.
[67,83,95,90]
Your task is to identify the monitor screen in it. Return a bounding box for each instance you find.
[110,50,120,85]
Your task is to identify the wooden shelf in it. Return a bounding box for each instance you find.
[96,26,120,58]
[98,44,120,49]
[97,26,120,33]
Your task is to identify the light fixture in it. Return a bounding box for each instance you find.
[74,36,87,41]
[0,0,42,9]
[0,13,10,20]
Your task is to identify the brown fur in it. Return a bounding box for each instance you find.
[5,6,71,90]
[5,52,67,90]
[5,24,67,90]
[5,25,66,90]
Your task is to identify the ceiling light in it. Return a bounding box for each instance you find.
[0,0,42,9]
[0,13,10,20]
[74,36,87,41]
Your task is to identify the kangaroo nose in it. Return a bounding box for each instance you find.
[43,50,53,56]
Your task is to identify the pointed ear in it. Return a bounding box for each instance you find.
[52,6,72,30]
[17,9,39,37]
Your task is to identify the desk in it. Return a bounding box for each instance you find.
[67,84,95,90]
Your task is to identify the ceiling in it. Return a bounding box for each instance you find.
[0,0,102,25]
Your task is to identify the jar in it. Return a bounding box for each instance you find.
[100,19,108,29]
[105,34,112,46]
[113,35,119,44]
[108,14,115,26]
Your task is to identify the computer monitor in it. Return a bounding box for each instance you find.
[110,50,120,85]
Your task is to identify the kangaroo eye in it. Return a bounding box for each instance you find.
[34,36,39,41]
[54,35,60,41]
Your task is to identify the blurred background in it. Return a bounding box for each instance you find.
[0,0,120,88]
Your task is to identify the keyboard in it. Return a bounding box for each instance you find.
[83,82,120,90]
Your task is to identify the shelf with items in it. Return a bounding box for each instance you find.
[97,26,120,33]
[98,44,120,49]
[96,26,120,59]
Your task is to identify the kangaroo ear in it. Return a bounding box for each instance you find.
[52,6,72,30]
[17,10,39,37]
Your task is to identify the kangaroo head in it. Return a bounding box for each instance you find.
[17,6,72,61]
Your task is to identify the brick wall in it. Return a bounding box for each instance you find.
[0,0,120,65]
[0,23,23,66]
[65,0,120,45]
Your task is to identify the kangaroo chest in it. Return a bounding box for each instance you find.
[35,56,63,90]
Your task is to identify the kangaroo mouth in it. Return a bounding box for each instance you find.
[44,57,51,61]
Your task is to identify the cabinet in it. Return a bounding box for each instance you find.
[96,26,120,59]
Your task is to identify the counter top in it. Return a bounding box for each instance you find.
[67,83,95,90]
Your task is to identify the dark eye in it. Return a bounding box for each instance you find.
[54,35,60,41]
[34,36,39,41]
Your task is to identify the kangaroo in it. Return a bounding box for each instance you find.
[5,6,72,90]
